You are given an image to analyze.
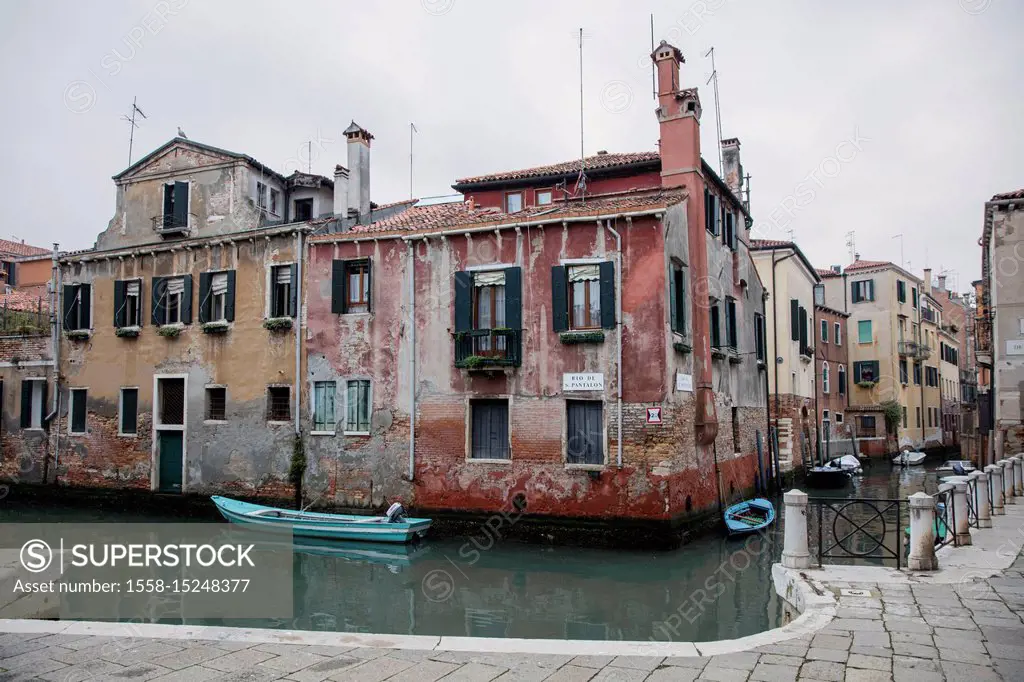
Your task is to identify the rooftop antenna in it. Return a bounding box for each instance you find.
[785,228,795,242]
[705,47,724,176]
[575,28,591,203]
[120,96,147,167]
[410,122,418,200]
[650,14,656,101]
[743,172,752,210]
[845,230,856,263]
[307,140,312,174]
[892,233,904,269]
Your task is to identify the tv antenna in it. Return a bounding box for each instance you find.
[650,14,656,101]
[120,96,147,167]
[892,233,904,269]
[845,231,856,263]
[705,47,724,177]
[574,28,592,202]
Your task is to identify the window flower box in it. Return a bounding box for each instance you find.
[201,321,230,335]
[115,326,140,338]
[263,317,293,332]
[157,323,184,338]
[673,340,692,354]
[856,380,877,389]
[559,330,605,345]
[64,329,91,341]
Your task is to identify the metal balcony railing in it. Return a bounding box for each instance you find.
[453,328,522,369]
[151,213,192,235]
[916,344,932,360]
[897,340,918,357]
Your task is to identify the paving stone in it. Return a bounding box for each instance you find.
[835,609,882,621]
[847,648,891,659]
[696,666,750,682]
[842,670,893,682]
[888,632,930,647]
[386,659,461,682]
[798,660,844,681]
[938,660,1003,681]
[491,663,560,682]
[327,655,416,681]
[890,643,935,659]
[973,615,1024,628]
[0,639,48,660]
[993,657,1024,682]
[980,625,1024,645]
[141,664,225,682]
[749,663,799,682]
[879,604,919,618]
[646,668,700,682]
[203,668,283,682]
[984,641,1024,661]
[102,641,186,666]
[851,633,889,649]
[568,656,615,669]
[662,656,711,669]
[829,620,885,633]
[37,658,127,682]
[588,667,650,682]
[706,652,760,670]
[811,635,851,651]
[891,670,941,682]
[151,645,228,670]
[759,655,803,667]
[257,651,329,673]
[845,654,890,672]
[890,656,938,672]
[922,614,978,631]
[756,645,808,657]
[805,649,847,663]
[103,662,173,680]
[608,656,664,671]
[880,617,930,635]
[438,662,508,682]
[203,648,277,673]
[938,646,995,665]
[284,656,362,682]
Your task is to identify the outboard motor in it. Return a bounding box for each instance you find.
[384,502,406,523]
[952,462,966,476]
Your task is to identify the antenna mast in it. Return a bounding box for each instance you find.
[578,27,587,204]
[705,47,724,176]
[650,14,656,101]
[892,233,904,269]
[120,96,147,167]
[845,231,856,263]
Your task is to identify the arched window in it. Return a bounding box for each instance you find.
[822,362,830,394]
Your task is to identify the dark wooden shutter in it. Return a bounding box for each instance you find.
[790,299,800,341]
[7,262,14,287]
[710,304,720,347]
[198,272,211,324]
[288,264,298,317]
[851,281,860,303]
[551,266,568,332]
[867,280,875,301]
[331,260,347,314]
[225,270,236,322]
[365,259,373,313]
[504,267,522,330]
[599,261,615,329]
[181,275,193,324]
[20,380,31,428]
[40,381,48,427]
[163,184,174,223]
[454,271,472,332]
[669,269,678,333]
[79,284,91,329]
[121,389,137,435]
[172,181,189,227]
[113,280,126,328]
[62,284,75,330]
[799,306,808,349]
[151,277,165,326]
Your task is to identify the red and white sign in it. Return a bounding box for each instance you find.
[646,407,662,425]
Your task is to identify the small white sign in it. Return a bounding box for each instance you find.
[675,373,694,393]
[646,407,662,424]
[1008,340,1024,356]
[563,372,604,391]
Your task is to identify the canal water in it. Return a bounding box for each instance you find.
[0,459,956,642]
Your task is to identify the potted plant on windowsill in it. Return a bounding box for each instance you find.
[856,380,877,389]
[64,329,91,341]
[559,330,605,345]
[115,326,141,338]
[157,323,184,338]
[201,321,230,334]
[263,317,293,332]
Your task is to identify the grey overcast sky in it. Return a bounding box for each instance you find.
[1,0,1020,291]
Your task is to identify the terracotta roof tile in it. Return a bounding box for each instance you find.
[311,189,686,241]
[992,188,1024,201]
[748,239,794,250]
[845,259,892,271]
[0,239,50,258]
[816,268,841,278]
[1,287,49,313]
[454,152,659,186]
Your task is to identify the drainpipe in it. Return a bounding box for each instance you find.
[294,230,303,436]
[603,219,624,469]
[407,239,416,481]
[49,244,61,483]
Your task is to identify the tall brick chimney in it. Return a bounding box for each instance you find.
[938,274,947,292]
[344,122,373,219]
[923,268,932,296]
[722,138,743,198]
[333,165,349,218]
[652,40,718,446]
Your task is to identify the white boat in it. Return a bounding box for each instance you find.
[828,455,863,474]
[892,450,927,466]
[936,460,975,474]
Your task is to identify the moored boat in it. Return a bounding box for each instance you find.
[936,460,975,474]
[892,450,927,467]
[724,498,775,536]
[805,466,852,488]
[211,496,432,544]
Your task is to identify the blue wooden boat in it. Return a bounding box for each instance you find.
[211,496,432,544]
[724,498,776,536]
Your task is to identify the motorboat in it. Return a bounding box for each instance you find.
[805,466,852,488]
[892,450,927,467]
[936,460,975,474]
[724,498,775,536]
[828,455,863,475]
[212,496,432,544]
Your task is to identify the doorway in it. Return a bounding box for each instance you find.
[154,376,186,493]
[158,432,183,493]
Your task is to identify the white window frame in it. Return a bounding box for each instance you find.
[256,181,268,210]
[266,263,295,319]
[834,321,842,346]
[311,380,338,436]
[838,365,846,394]
[822,362,830,394]
[124,280,141,328]
[118,386,139,437]
[835,413,844,424]
[204,384,227,424]
[505,191,523,214]
[25,377,46,430]
[67,283,92,331]
[536,189,553,206]
[820,319,828,344]
[68,387,88,435]
[210,272,229,323]
[822,409,830,422]
[163,277,185,325]
[269,188,280,216]
[343,378,372,436]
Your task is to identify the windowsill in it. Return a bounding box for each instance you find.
[68,431,86,436]
[204,419,227,425]
[340,311,371,317]
[25,427,44,432]
[266,420,291,426]
[201,321,231,334]
[565,463,605,472]
[466,458,513,464]
[117,432,138,438]
[115,326,141,338]
[64,330,92,341]
[343,431,371,437]
[310,430,336,436]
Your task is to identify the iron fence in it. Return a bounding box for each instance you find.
[808,497,905,569]
[0,298,48,336]
[965,476,979,529]
[933,486,956,550]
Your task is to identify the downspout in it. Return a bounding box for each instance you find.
[603,219,624,469]
[761,290,772,483]
[49,244,61,483]
[407,239,416,481]
[294,230,303,436]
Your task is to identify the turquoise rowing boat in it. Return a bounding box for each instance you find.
[211,496,432,544]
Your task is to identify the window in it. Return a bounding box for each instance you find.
[897,280,906,303]
[670,264,686,335]
[312,381,336,432]
[505,192,523,213]
[569,265,601,329]
[211,273,228,321]
[20,379,46,429]
[62,283,92,331]
[331,259,372,314]
[710,300,721,349]
[199,271,234,324]
[471,399,509,460]
[899,359,908,384]
[903,406,907,428]
[798,306,809,353]
[114,280,142,328]
[912,287,918,308]
[822,409,830,423]
[851,279,874,303]
[838,365,846,394]
[857,320,872,344]
[345,380,370,434]
[916,407,921,427]
[790,299,800,341]
[161,181,188,228]
[270,265,296,318]
[119,388,138,435]
[835,321,842,346]
[256,181,268,210]
[2,260,15,286]
[821,319,828,343]
[158,378,185,426]
[926,366,939,387]
[536,189,553,206]
[725,297,738,349]
[822,362,830,394]
[269,188,280,215]
[704,190,720,236]
[754,312,766,362]
[69,388,87,435]
[835,413,843,424]
[928,408,932,428]
[152,276,192,326]
[294,198,314,221]
[853,361,879,384]
[206,387,226,421]
[913,362,922,385]
[266,386,290,422]
[860,415,876,432]
[474,270,507,356]
[566,400,603,465]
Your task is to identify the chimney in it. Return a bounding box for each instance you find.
[652,40,700,189]
[854,252,860,262]
[831,265,841,274]
[333,165,349,217]
[344,121,373,219]
[721,138,743,197]
[923,268,932,295]
[938,274,947,292]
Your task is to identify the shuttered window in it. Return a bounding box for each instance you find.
[313,381,336,432]
[754,313,766,362]
[119,388,138,435]
[851,279,874,303]
[566,400,603,465]
[471,399,509,460]
[345,380,370,433]
[551,262,614,332]
[199,271,235,323]
[69,388,87,435]
[838,365,846,394]
[670,264,686,335]
[710,301,721,348]
[790,299,800,341]
[63,283,91,331]
[20,379,46,429]
[331,259,372,314]
[725,297,738,349]
[854,361,879,384]
[270,265,297,318]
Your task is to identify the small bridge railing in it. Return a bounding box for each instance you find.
[808,497,905,570]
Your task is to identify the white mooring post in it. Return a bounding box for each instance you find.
[908,491,938,571]
[951,479,972,546]
[971,470,992,528]
[782,489,811,569]
[1013,455,1023,497]
[988,464,1005,515]
[1001,459,1015,505]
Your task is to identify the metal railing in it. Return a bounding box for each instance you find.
[453,328,523,369]
[933,487,956,550]
[965,476,979,529]
[808,497,905,569]
[897,340,919,357]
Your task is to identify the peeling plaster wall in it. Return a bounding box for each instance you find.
[0,336,55,485]
[990,206,1024,452]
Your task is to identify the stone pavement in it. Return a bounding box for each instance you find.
[1,552,1023,681]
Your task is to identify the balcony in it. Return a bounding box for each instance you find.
[916,344,932,360]
[454,328,522,370]
[799,345,814,362]
[151,213,191,237]
[897,340,919,357]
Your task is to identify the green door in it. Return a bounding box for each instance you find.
[158,431,183,493]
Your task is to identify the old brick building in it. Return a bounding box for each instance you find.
[301,41,769,535]
[815,302,850,458]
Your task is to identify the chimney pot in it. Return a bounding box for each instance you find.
[721,138,743,197]
[596,150,608,156]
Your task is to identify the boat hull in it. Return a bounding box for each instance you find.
[806,468,851,489]
[211,496,432,544]
[724,498,776,537]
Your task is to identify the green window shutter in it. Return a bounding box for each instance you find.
[163,184,174,224]
[288,264,298,317]
[669,269,678,333]
[790,299,800,341]
[453,271,472,332]
[799,306,808,348]
[172,181,189,227]
[599,261,615,329]
[704,189,712,232]
[867,279,875,301]
[225,270,236,322]
[504,267,522,330]
[710,304,721,347]
[551,265,568,332]
[151,277,165,325]
[365,259,373,314]
[20,381,31,428]
[331,260,347,314]
[79,284,91,329]
[198,272,211,324]
[113,280,126,328]
[181,275,193,324]
[7,262,15,287]
[71,391,87,433]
